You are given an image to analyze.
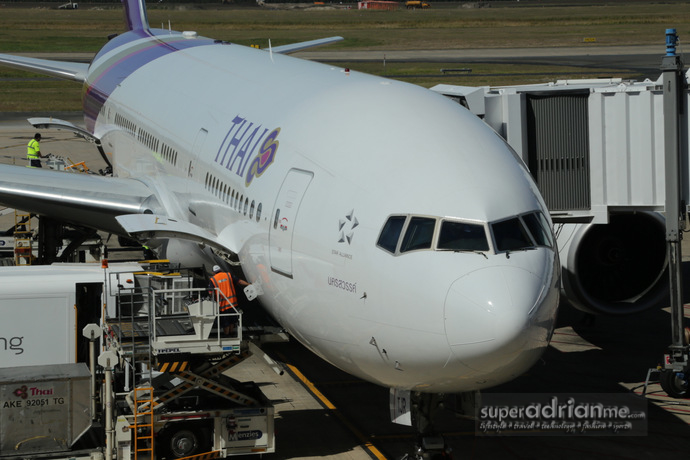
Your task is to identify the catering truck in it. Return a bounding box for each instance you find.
[0,263,139,369]
[0,262,275,460]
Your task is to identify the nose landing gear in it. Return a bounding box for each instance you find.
[659,328,690,399]
[398,393,457,460]
[400,436,452,460]
[660,369,689,398]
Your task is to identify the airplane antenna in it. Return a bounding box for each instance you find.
[168,20,172,34]
[269,39,274,63]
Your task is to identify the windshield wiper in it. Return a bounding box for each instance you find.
[504,247,536,258]
[439,248,489,259]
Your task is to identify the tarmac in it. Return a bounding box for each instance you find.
[1,115,690,459]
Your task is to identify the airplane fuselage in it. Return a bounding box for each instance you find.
[86,29,559,392]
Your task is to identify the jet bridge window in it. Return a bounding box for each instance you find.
[400,217,436,253]
[438,221,489,252]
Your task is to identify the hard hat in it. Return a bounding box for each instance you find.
[213,265,221,273]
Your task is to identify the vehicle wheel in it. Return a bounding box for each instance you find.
[158,423,210,459]
[660,370,689,398]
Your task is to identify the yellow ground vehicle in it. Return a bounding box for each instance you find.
[405,0,430,8]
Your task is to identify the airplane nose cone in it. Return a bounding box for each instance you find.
[444,264,555,383]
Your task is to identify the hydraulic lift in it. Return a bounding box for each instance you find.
[101,266,275,459]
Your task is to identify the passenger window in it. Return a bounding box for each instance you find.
[492,218,532,252]
[438,221,489,251]
[523,212,552,247]
[377,216,406,253]
[400,217,436,253]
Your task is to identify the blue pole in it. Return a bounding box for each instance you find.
[666,28,678,56]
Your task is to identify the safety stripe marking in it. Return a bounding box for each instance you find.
[285,362,387,460]
[175,450,221,460]
[159,361,189,373]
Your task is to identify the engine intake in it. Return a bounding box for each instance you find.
[559,212,668,315]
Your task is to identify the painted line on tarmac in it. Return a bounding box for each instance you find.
[283,360,388,460]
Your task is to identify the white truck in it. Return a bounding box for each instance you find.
[0,263,139,368]
[0,262,275,460]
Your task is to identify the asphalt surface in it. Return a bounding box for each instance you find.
[295,44,674,82]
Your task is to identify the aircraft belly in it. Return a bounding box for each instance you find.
[245,249,486,391]
[299,329,461,390]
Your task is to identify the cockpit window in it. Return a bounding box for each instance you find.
[377,215,406,253]
[438,221,489,252]
[491,217,532,252]
[491,212,553,252]
[400,217,436,253]
[376,211,553,256]
[523,212,553,247]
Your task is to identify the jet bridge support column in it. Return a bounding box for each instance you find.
[661,29,690,397]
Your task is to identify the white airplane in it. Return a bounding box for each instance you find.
[0,0,559,440]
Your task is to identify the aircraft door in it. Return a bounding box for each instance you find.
[187,128,208,181]
[269,168,314,278]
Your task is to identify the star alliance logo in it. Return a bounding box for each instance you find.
[338,209,359,245]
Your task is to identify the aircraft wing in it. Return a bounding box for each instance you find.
[0,164,160,234]
[0,53,88,82]
[0,38,343,79]
[271,36,343,54]
[115,214,223,249]
[0,165,236,253]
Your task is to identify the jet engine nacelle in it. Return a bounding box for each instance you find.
[154,238,220,274]
[557,212,668,315]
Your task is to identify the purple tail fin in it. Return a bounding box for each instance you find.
[122,0,150,31]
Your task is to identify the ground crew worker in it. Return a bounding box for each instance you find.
[142,244,155,260]
[27,133,44,168]
[208,265,249,337]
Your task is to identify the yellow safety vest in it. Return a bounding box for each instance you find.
[27,139,40,160]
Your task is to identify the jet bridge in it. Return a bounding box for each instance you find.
[432,76,689,224]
